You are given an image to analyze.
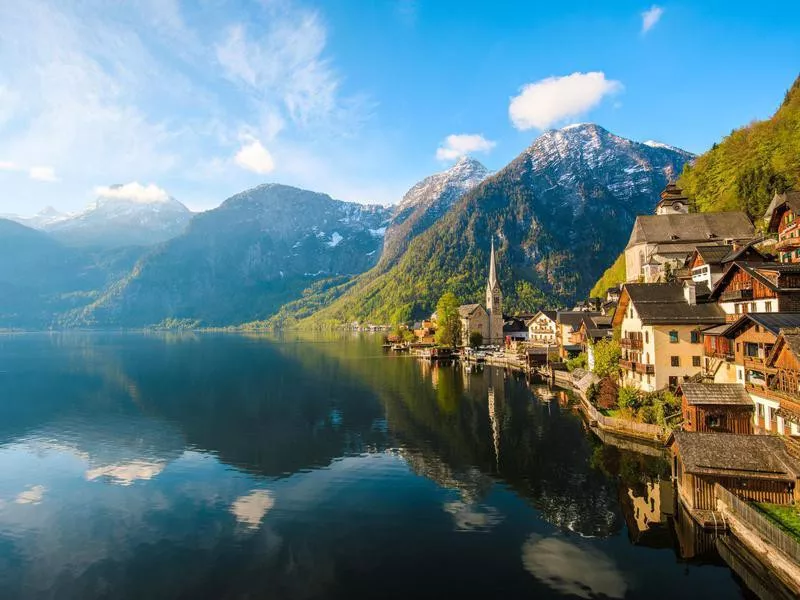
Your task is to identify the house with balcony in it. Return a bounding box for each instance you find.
[613,282,726,392]
[744,327,800,437]
[684,242,765,289]
[764,190,800,264]
[526,310,557,346]
[708,261,800,319]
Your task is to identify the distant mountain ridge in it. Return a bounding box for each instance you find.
[297,123,694,326]
[5,189,193,248]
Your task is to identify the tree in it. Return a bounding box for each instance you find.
[469,330,483,348]
[435,292,462,348]
[591,338,621,378]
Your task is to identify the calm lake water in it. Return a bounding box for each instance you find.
[0,332,765,599]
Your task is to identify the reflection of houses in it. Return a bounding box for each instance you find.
[625,205,754,283]
[526,310,557,346]
[619,480,673,548]
[613,283,725,392]
[678,383,753,434]
[668,431,800,512]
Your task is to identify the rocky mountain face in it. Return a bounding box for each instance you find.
[71,184,392,327]
[6,191,193,248]
[301,124,694,325]
[381,156,490,267]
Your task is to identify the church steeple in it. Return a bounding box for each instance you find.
[486,238,503,343]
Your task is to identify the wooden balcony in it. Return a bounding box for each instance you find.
[620,359,655,375]
[620,337,643,350]
[776,236,800,251]
[743,356,777,373]
[719,288,753,302]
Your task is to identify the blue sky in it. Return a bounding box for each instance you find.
[0,0,797,214]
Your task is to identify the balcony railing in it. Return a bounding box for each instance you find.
[620,338,643,350]
[776,236,800,251]
[620,359,655,375]
[720,288,753,302]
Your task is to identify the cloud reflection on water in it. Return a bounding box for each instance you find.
[230,489,275,530]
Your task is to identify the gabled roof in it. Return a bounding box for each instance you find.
[458,304,484,318]
[613,283,726,327]
[693,244,734,266]
[670,431,800,479]
[721,240,766,264]
[626,212,755,249]
[709,261,800,300]
[767,327,800,367]
[678,383,752,406]
[720,312,800,339]
[765,190,800,230]
[527,310,557,325]
[557,310,600,330]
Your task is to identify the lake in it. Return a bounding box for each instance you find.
[0,332,763,599]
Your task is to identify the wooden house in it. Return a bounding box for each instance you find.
[708,261,800,320]
[668,430,800,511]
[678,383,753,434]
[686,242,765,289]
[755,328,800,436]
[764,190,800,264]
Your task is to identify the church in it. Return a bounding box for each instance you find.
[458,240,504,346]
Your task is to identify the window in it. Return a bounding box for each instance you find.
[669,376,679,390]
[766,301,773,312]
[692,356,701,367]
[735,304,741,314]
[669,330,679,343]
[736,343,741,353]
[644,331,649,344]
[629,307,634,318]
[690,330,700,344]
[755,324,761,333]
[707,415,723,429]
[671,356,680,367]
[750,302,757,313]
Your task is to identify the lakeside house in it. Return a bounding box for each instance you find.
[668,430,800,511]
[526,310,558,346]
[613,282,726,392]
[678,382,754,434]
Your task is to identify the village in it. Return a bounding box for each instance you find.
[387,184,800,591]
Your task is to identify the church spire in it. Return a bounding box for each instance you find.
[488,238,498,289]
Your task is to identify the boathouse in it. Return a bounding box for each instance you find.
[678,383,753,434]
[668,430,800,511]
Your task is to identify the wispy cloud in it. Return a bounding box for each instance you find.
[509,72,622,130]
[28,166,58,182]
[436,134,496,161]
[641,5,664,34]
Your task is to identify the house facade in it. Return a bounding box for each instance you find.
[458,304,488,346]
[765,190,800,264]
[526,310,557,346]
[708,262,800,319]
[613,283,725,392]
[678,383,753,434]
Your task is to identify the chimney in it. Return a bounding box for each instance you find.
[683,281,696,306]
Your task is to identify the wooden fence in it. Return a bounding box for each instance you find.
[580,397,666,440]
[715,483,800,564]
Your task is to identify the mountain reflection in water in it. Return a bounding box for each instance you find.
[0,333,755,599]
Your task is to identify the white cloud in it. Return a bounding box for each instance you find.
[641,5,664,34]
[235,137,276,174]
[94,182,170,204]
[28,166,58,182]
[15,485,46,505]
[0,160,19,171]
[436,134,496,161]
[509,72,622,130]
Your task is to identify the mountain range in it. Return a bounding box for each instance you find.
[2,123,695,329]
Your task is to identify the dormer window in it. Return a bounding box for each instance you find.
[670,234,679,240]
[706,232,717,239]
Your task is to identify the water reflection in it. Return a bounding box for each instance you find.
[0,333,756,599]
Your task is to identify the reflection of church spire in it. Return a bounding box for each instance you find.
[488,386,500,472]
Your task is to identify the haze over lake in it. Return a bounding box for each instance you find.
[0,333,751,599]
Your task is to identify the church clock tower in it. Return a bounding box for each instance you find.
[486,239,504,344]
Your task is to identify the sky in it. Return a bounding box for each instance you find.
[0,1,797,215]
